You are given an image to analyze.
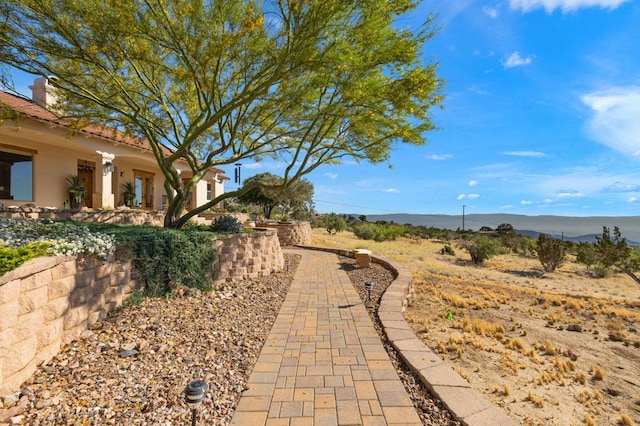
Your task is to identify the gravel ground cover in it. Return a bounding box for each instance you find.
[1,255,300,426]
[1,250,458,425]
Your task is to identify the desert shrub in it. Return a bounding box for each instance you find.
[592,264,613,278]
[537,233,565,272]
[440,245,455,256]
[575,242,598,270]
[462,236,503,264]
[352,222,407,242]
[211,215,242,234]
[0,242,52,276]
[324,213,347,234]
[131,228,216,296]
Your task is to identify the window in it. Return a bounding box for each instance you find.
[206,182,212,201]
[0,148,33,201]
[133,169,154,210]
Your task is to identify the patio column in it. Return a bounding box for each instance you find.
[97,152,115,208]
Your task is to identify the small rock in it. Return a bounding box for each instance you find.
[567,324,583,332]
[118,349,139,358]
[121,342,137,351]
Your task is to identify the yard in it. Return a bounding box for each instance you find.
[311,228,640,425]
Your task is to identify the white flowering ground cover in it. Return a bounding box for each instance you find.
[0,219,116,260]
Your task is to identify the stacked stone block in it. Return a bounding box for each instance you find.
[213,229,284,283]
[258,221,312,246]
[0,253,137,397]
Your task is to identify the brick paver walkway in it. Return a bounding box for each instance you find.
[231,249,422,426]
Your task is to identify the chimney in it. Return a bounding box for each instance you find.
[29,76,59,109]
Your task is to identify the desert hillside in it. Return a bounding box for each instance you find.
[311,228,640,426]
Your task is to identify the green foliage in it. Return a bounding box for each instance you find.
[238,173,314,220]
[0,0,443,228]
[210,215,242,234]
[352,222,407,242]
[325,213,347,234]
[0,242,51,276]
[496,223,515,235]
[536,233,565,272]
[440,245,455,256]
[131,228,216,296]
[594,226,640,284]
[463,236,503,265]
[0,219,115,261]
[575,242,598,271]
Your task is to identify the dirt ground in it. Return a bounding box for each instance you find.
[311,229,640,426]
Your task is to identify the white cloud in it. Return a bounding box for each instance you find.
[468,180,479,187]
[520,200,534,205]
[324,173,338,180]
[582,87,640,157]
[483,6,500,18]
[628,197,638,203]
[602,182,639,193]
[502,151,546,157]
[509,0,630,13]
[383,188,400,193]
[242,162,263,170]
[502,52,534,68]
[556,189,585,199]
[457,193,480,200]
[427,154,453,160]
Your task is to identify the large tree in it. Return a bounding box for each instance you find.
[238,172,313,219]
[0,0,442,228]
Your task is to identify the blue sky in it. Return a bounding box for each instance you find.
[239,0,640,216]
[8,0,640,217]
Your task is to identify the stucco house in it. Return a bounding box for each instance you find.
[0,77,227,211]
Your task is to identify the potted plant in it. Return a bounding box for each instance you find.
[66,175,85,210]
[121,181,137,207]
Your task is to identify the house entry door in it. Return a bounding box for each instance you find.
[133,170,154,210]
[77,167,93,208]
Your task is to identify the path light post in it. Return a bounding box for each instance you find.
[185,380,208,426]
[365,281,374,303]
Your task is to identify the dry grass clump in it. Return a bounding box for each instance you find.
[618,414,635,426]
[455,317,505,337]
[527,390,544,408]
[585,414,596,426]
[590,366,605,381]
[576,389,604,407]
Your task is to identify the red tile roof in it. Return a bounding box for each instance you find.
[0,91,227,178]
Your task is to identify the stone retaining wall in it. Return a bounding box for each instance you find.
[257,221,312,247]
[213,229,284,283]
[0,252,137,397]
[0,229,284,397]
[0,207,165,226]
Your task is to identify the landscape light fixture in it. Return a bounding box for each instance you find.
[365,281,374,303]
[185,380,208,426]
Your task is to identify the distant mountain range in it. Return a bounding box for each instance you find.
[357,213,640,245]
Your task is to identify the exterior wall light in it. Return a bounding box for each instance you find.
[103,161,115,175]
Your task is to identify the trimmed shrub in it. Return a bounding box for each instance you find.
[211,215,242,234]
[131,228,216,296]
[0,242,52,276]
